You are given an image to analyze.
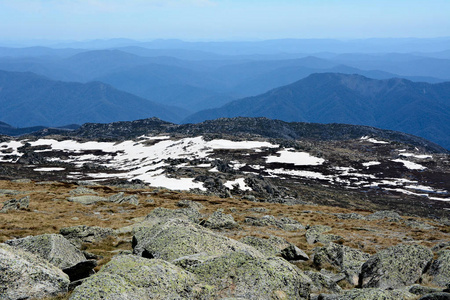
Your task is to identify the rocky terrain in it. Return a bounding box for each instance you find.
[0,117,449,299]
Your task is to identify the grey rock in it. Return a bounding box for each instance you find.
[318,288,416,300]
[187,251,312,300]
[305,271,342,294]
[204,209,238,229]
[0,196,29,212]
[108,192,139,205]
[5,234,86,270]
[240,235,309,261]
[133,218,263,261]
[144,206,202,225]
[177,199,204,210]
[408,284,442,296]
[418,293,450,300]
[313,243,370,285]
[60,225,114,248]
[69,186,98,195]
[428,250,450,287]
[360,244,433,289]
[67,195,107,205]
[306,225,342,245]
[0,189,24,195]
[247,207,269,213]
[403,218,436,230]
[0,243,70,300]
[334,213,365,220]
[365,210,402,222]
[69,254,211,300]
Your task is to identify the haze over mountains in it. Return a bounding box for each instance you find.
[0,38,449,149]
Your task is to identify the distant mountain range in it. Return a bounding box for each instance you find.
[185,73,450,149]
[0,70,186,127]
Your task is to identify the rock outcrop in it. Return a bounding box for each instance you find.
[133,218,262,261]
[313,243,370,285]
[360,244,433,289]
[204,209,238,229]
[187,251,312,300]
[428,250,450,287]
[60,225,115,248]
[240,235,309,261]
[0,195,29,212]
[70,255,210,300]
[0,243,70,300]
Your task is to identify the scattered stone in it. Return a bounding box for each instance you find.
[242,195,256,201]
[428,250,450,287]
[305,270,342,294]
[60,225,114,248]
[360,244,433,289]
[432,242,450,252]
[187,251,312,300]
[133,218,262,261]
[67,195,107,205]
[108,192,139,205]
[69,186,98,195]
[0,189,24,195]
[0,243,70,300]
[204,209,238,229]
[313,243,370,285]
[247,207,269,213]
[318,288,416,300]
[334,212,365,220]
[0,196,30,212]
[403,218,436,230]
[365,210,402,222]
[69,255,211,300]
[145,198,155,204]
[11,179,31,183]
[306,225,342,245]
[176,199,204,210]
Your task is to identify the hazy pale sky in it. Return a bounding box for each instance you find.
[1,0,449,41]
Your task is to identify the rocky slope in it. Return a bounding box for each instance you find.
[0,180,449,299]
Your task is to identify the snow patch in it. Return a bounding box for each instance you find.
[266,149,325,166]
[392,159,426,170]
[224,178,252,191]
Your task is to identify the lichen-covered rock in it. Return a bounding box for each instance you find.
[0,195,29,212]
[5,233,96,282]
[60,225,114,248]
[204,209,238,229]
[305,271,342,294]
[177,199,204,210]
[365,210,402,222]
[360,244,433,289]
[428,250,450,287]
[0,243,70,300]
[70,255,211,300]
[240,235,308,261]
[5,234,86,269]
[144,206,202,225]
[408,284,442,296]
[318,288,416,300]
[70,186,98,195]
[306,225,342,245]
[108,192,139,205]
[188,251,312,300]
[334,213,365,220]
[313,243,370,285]
[133,218,263,261]
[67,195,107,205]
[418,293,450,300]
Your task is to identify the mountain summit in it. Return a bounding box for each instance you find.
[184,73,450,149]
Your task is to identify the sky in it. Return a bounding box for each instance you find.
[0,0,449,41]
